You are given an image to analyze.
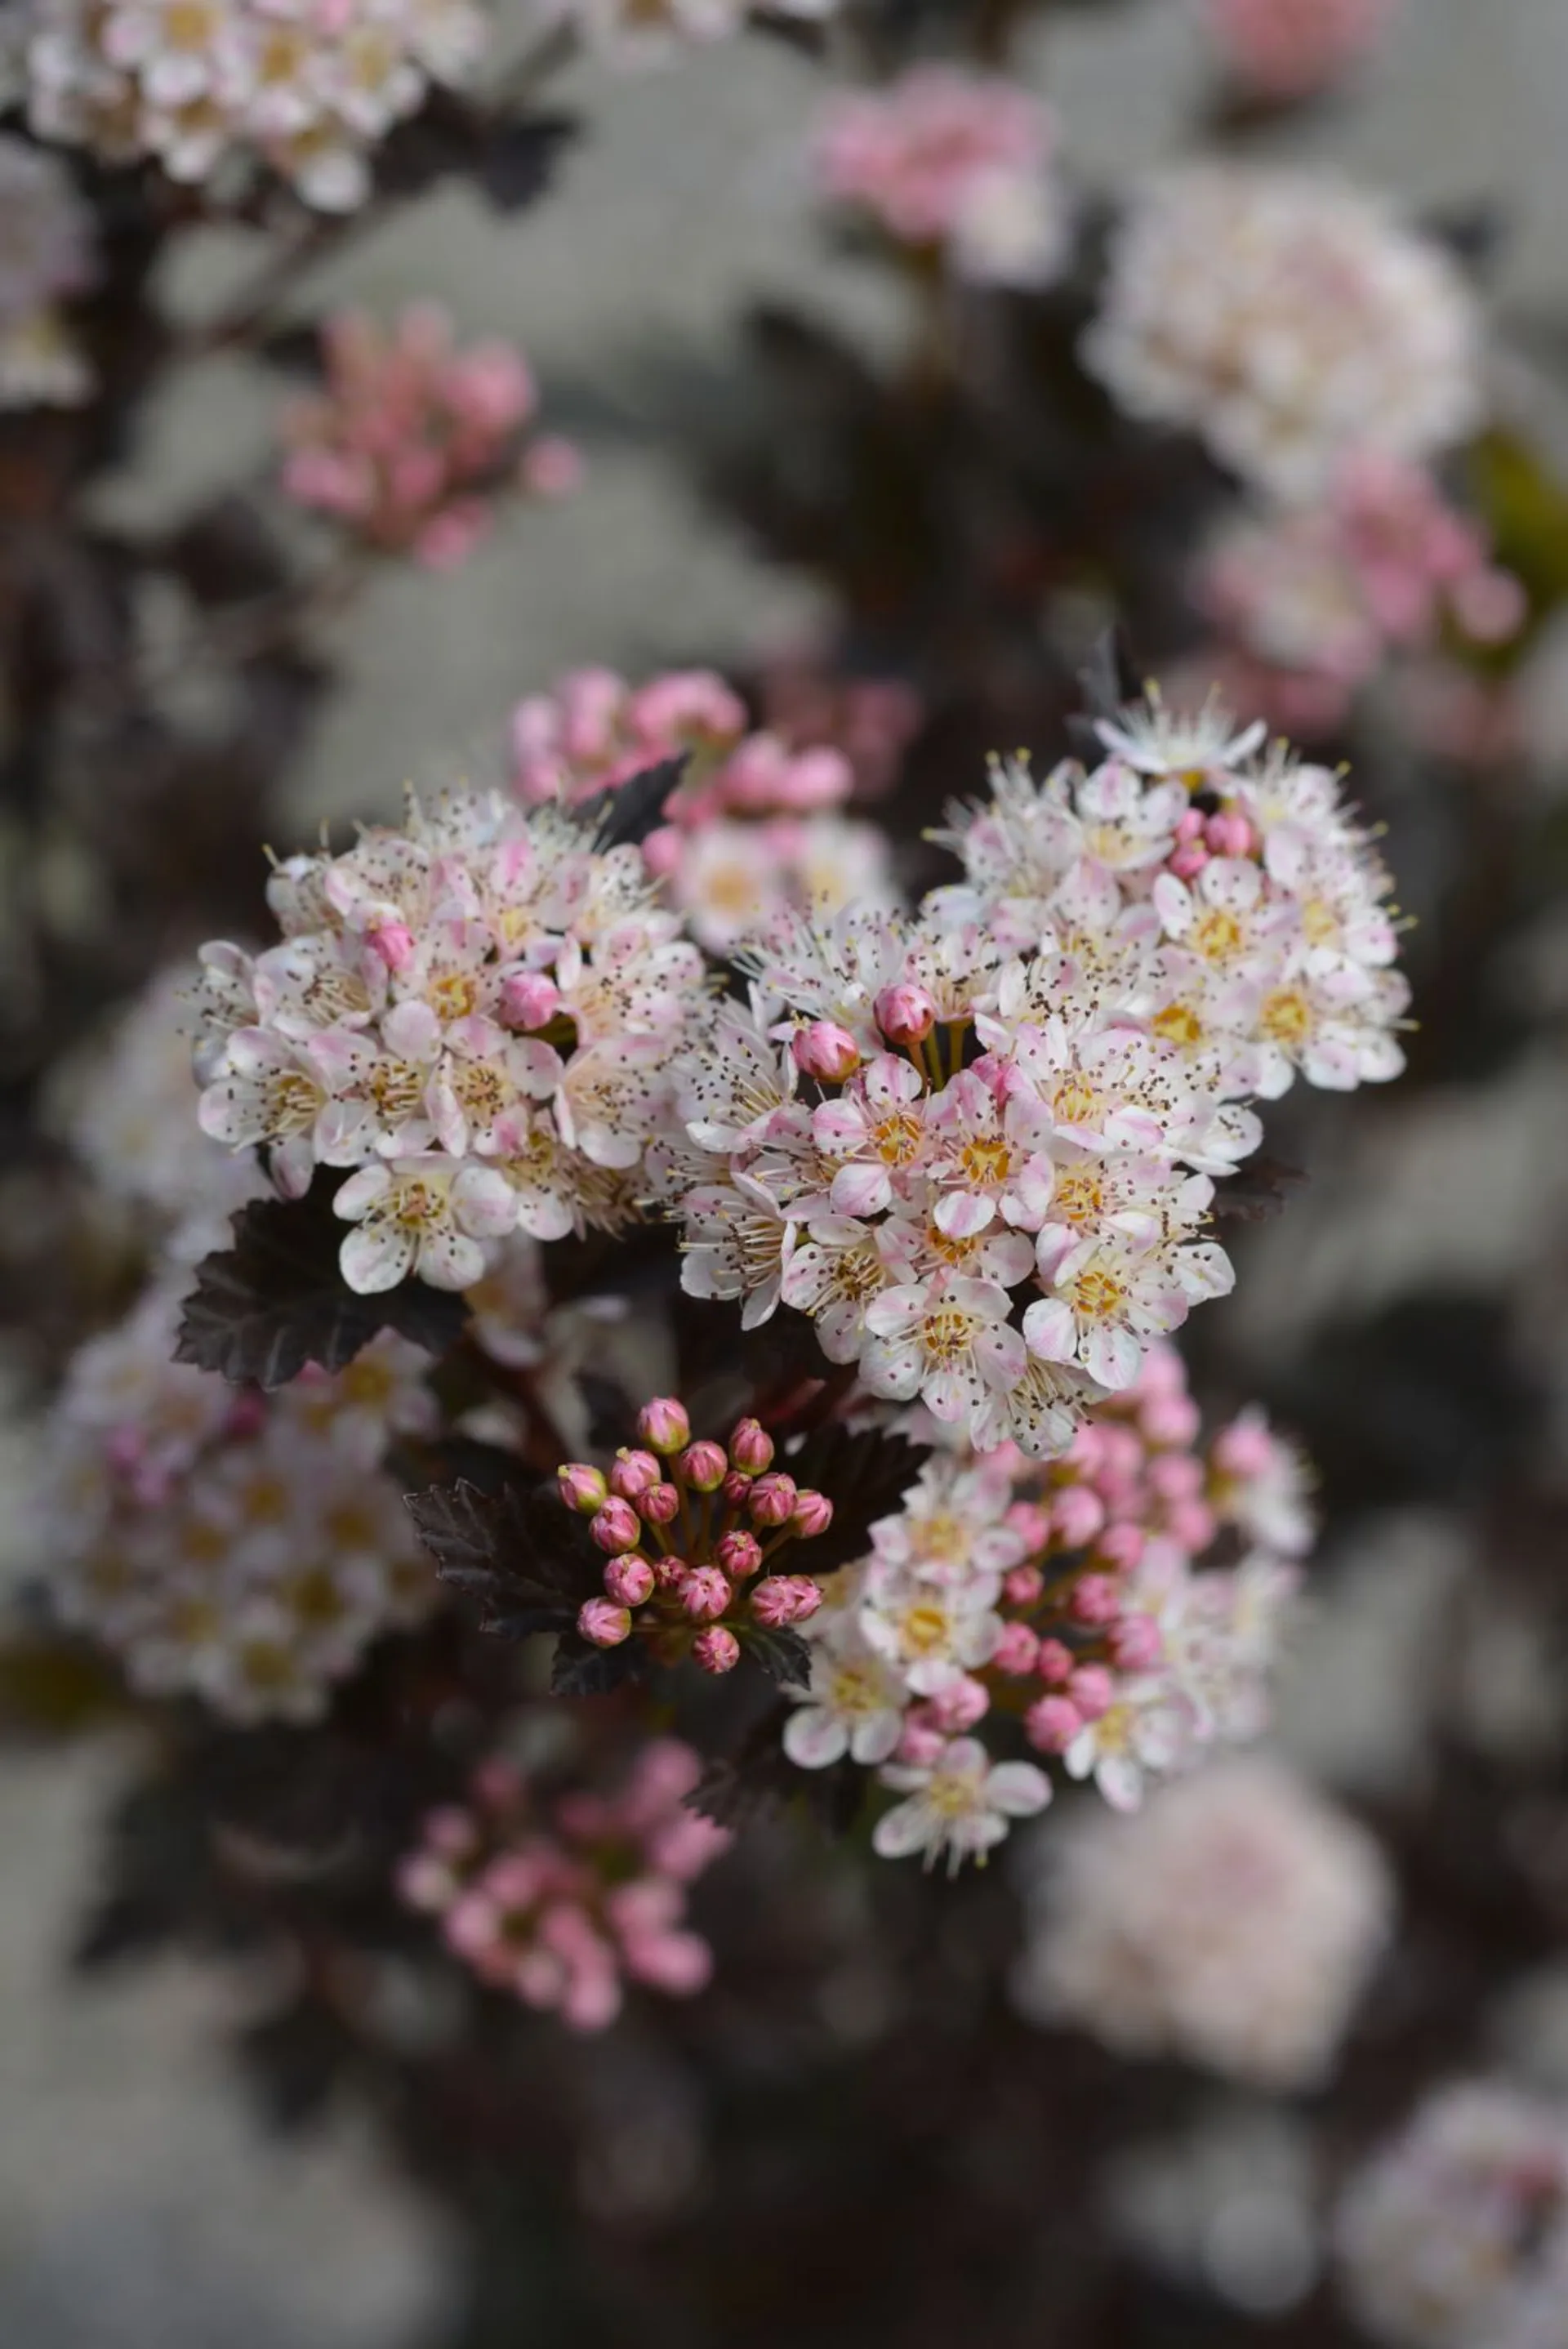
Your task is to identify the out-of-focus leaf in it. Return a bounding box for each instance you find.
[582,753,690,851]
[739,1624,813,1690]
[163,493,289,605]
[550,1631,646,1696]
[477,113,578,212]
[1209,1155,1308,1224]
[1470,429,1568,626]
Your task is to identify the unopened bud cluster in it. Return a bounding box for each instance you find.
[398,1738,730,2032]
[563,1398,834,1674]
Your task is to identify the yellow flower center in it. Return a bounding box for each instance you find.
[1191,908,1244,961]
[1259,987,1312,1045]
[1071,1267,1125,1321]
[874,1110,924,1166]
[1153,1001,1203,1049]
[960,1135,1013,1184]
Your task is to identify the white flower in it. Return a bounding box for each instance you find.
[859,1558,1004,1696]
[873,1736,1049,1873]
[1063,1678,1200,1811]
[783,1627,907,1769]
[1094,687,1267,784]
[1085,167,1484,500]
[1013,1756,1394,2086]
[334,1155,518,1291]
[860,1274,1027,1423]
[1335,2082,1568,2349]
[1025,1230,1200,1393]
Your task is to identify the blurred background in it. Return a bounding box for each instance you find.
[4,0,1568,2342]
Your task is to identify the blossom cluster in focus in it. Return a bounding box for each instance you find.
[280,305,579,573]
[658,695,1407,1453]
[23,0,487,211]
[194,785,710,1290]
[564,1396,835,1677]
[783,1339,1310,1867]
[399,1738,730,2029]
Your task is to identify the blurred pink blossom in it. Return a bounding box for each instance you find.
[1207,0,1399,102]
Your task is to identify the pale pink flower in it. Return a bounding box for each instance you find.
[1085,167,1483,499]
[333,1154,519,1291]
[1015,1756,1393,2082]
[860,1274,1027,1423]
[873,1735,1050,1872]
[817,68,1065,288]
[1207,0,1398,102]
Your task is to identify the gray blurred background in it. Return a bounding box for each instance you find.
[6,0,1568,2338]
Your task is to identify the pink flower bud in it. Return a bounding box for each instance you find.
[639,1481,681,1526]
[1170,1501,1218,1551]
[728,1418,774,1474]
[677,1566,732,1623]
[721,1470,754,1509]
[1211,1417,1277,1479]
[608,1448,661,1500]
[1053,1485,1107,1549]
[500,969,560,1030]
[748,1473,798,1527]
[578,1598,631,1647]
[1068,1664,1114,1720]
[1036,1638,1074,1685]
[895,1718,946,1768]
[558,1462,608,1515]
[1108,1613,1164,1671]
[874,981,937,1046]
[715,1530,764,1580]
[1004,1502,1053,1555]
[991,1622,1040,1676]
[692,1625,741,1674]
[652,1552,688,1592]
[1205,811,1254,858]
[927,1674,988,1733]
[636,1397,691,1455]
[1096,1522,1145,1575]
[1025,1695,1082,1755]
[604,1553,655,1608]
[790,1489,834,1539]
[791,1020,862,1082]
[750,1574,823,1628]
[1168,843,1209,880]
[1003,1564,1045,1608]
[590,1497,641,1555]
[367,920,416,973]
[1140,1393,1201,1447]
[1070,1574,1121,1627]
[677,1440,728,1492]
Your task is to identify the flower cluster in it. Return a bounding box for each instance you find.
[756,655,924,800]
[532,0,834,70]
[660,695,1405,1450]
[785,1341,1312,1868]
[279,305,578,573]
[814,66,1067,289]
[38,1279,438,1721]
[398,1739,730,2030]
[1205,0,1399,102]
[1085,166,1483,500]
[564,1397,836,1677]
[23,0,487,212]
[194,783,710,1290]
[1011,1755,1393,2085]
[1335,2083,1568,2348]
[0,129,93,410]
[512,662,898,952]
[1198,453,1525,737]
[49,964,267,1251]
